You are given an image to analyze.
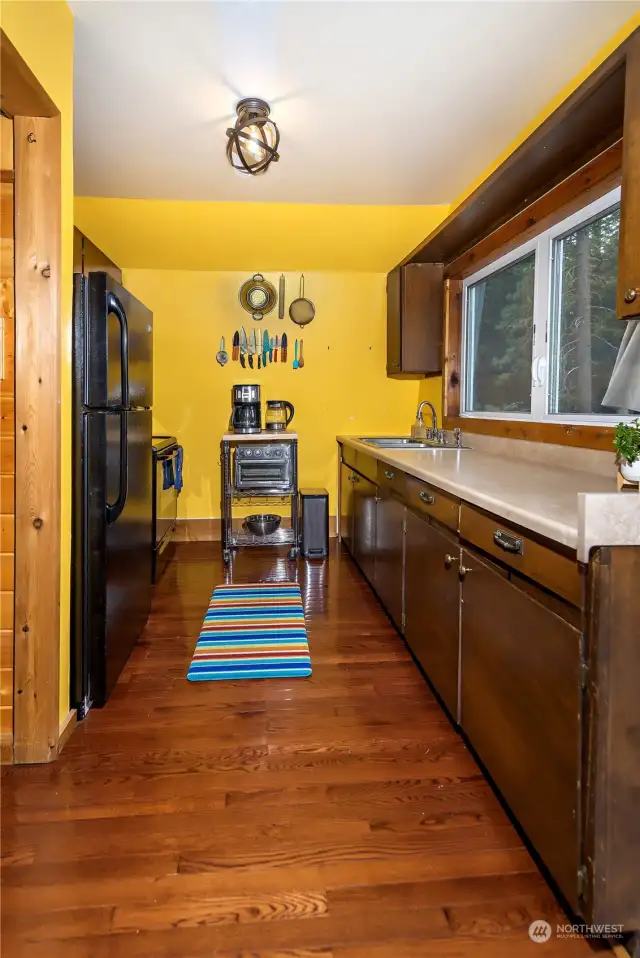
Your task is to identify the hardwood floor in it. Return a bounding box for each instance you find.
[1,542,602,957]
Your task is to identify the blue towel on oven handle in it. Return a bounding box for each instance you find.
[162,458,174,490]
[174,445,184,493]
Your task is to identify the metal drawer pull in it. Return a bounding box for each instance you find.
[444,553,458,569]
[493,529,524,555]
[419,491,435,505]
[459,565,472,580]
[384,470,394,480]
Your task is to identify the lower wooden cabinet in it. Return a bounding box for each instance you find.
[339,462,355,555]
[405,509,460,720]
[375,491,405,631]
[460,547,583,911]
[353,473,377,587]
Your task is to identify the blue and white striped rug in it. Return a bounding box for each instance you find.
[187,582,312,681]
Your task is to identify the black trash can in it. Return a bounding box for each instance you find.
[299,488,329,558]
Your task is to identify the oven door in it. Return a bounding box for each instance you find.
[155,448,178,549]
[234,456,291,491]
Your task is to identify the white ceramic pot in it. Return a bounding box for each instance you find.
[619,458,640,483]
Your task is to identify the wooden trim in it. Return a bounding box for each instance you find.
[397,30,634,269]
[0,732,12,764]
[617,29,640,319]
[13,116,61,764]
[0,31,58,118]
[57,708,76,753]
[445,141,622,280]
[442,278,462,420]
[174,518,222,542]
[444,414,614,452]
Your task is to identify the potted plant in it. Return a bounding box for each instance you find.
[614,418,640,483]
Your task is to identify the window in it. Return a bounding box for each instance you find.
[461,188,633,424]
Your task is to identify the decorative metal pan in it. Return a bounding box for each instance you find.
[239,273,277,320]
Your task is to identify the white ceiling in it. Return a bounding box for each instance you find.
[71,1,637,205]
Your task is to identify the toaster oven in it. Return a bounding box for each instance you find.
[234,443,293,492]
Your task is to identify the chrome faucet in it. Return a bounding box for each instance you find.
[416,401,438,439]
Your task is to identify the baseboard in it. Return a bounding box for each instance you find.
[173,518,222,542]
[175,517,338,543]
[0,732,12,765]
[57,708,77,753]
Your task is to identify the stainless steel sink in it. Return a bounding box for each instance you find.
[359,437,470,450]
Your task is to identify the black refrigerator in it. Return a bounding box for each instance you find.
[72,271,153,716]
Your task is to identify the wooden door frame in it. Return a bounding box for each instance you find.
[1,29,62,763]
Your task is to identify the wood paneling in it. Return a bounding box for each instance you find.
[13,116,61,764]
[618,30,640,318]
[0,30,58,119]
[0,114,14,766]
[0,541,594,957]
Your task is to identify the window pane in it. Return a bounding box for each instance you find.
[465,253,535,413]
[549,205,626,415]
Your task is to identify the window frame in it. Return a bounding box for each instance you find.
[460,185,629,427]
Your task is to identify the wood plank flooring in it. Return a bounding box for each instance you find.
[1,542,602,956]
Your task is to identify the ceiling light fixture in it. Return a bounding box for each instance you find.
[226,97,280,175]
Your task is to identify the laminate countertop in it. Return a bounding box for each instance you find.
[338,435,640,562]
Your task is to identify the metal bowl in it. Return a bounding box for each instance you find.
[244,514,281,536]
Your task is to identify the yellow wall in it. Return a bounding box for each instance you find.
[0,1,74,723]
[75,199,449,273]
[124,269,423,519]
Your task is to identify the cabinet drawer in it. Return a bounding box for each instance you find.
[405,474,459,531]
[377,462,406,497]
[460,505,583,608]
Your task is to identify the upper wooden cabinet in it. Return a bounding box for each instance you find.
[73,228,122,284]
[618,30,640,319]
[386,263,444,376]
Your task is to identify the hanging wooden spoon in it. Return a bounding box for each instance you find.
[298,339,305,369]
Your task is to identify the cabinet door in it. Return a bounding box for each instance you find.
[386,264,444,376]
[405,509,460,719]
[353,474,377,587]
[460,548,582,911]
[375,492,405,631]
[339,463,355,555]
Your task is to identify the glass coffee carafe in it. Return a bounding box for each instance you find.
[265,400,295,432]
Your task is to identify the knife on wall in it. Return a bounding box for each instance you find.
[263,328,269,367]
[240,327,247,368]
[232,330,240,362]
[281,332,288,364]
[257,328,262,369]
[274,335,279,362]
[249,328,256,369]
[269,336,274,363]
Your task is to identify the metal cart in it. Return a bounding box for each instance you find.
[221,436,299,565]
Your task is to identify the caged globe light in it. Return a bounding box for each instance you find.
[226,98,280,175]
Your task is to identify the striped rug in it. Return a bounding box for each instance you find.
[187,582,312,681]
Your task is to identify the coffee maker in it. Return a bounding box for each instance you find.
[230,384,261,434]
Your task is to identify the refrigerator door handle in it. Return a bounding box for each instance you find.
[106,292,130,408]
[106,412,128,524]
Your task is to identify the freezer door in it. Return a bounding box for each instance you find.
[82,409,153,707]
[83,272,153,409]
